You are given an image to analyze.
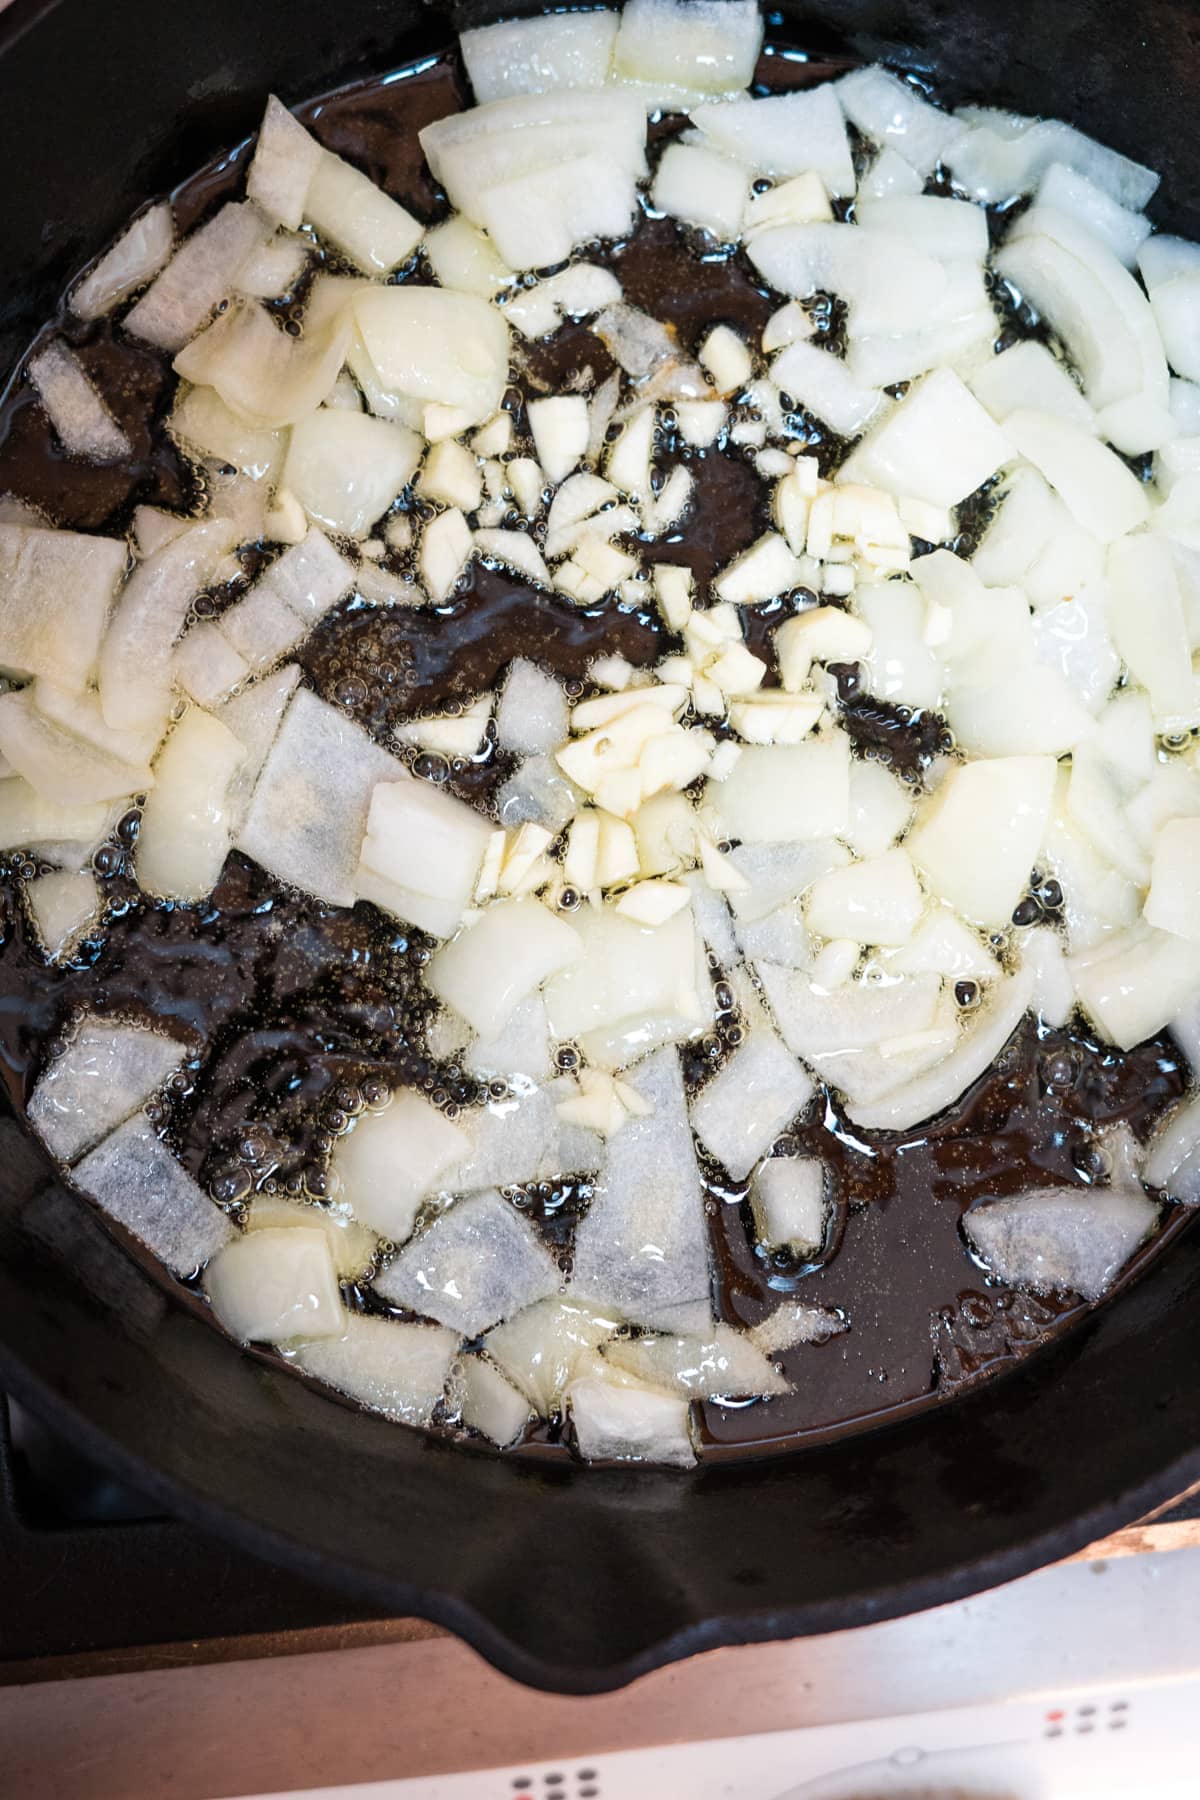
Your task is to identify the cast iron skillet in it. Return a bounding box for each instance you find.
[1,0,1199,1698]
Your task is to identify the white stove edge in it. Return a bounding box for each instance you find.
[226,1674,1200,1799]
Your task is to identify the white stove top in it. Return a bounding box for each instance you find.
[235,1680,1199,1798]
[216,1544,1200,1800]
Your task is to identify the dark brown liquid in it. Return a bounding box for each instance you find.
[0,42,1191,1463]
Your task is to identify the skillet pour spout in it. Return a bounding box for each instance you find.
[0,0,1199,1693]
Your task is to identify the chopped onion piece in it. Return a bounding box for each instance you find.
[573,1047,711,1321]
[840,369,1011,509]
[28,342,130,463]
[545,903,704,1049]
[1143,818,1200,943]
[486,1297,620,1413]
[71,202,174,319]
[749,221,947,338]
[482,153,641,271]
[375,1187,561,1337]
[461,11,618,102]
[1004,408,1149,542]
[1145,1091,1200,1202]
[332,1089,469,1242]
[172,384,284,480]
[964,1183,1159,1300]
[74,1116,233,1275]
[652,142,750,242]
[235,687,401,907]
[996,222,1164,427]
[837,66,965,176]
[457,1353,533,1446]
[358,774,494,938]
[295,1316,459,1424]
[568,1367,695,1466]
[246,95,322,231]
[282,409,422,540]
[99,517,238,738]
[692,86,853,193]
[847,962,1034,1131]
[1071,923,1200,1049]
[751,1301,846,1353]
[945,665,1096,759]
[428,898,583,1038]
[907,755,1057,929]
[0,688,151,805]
[856,194,988,262]
[592,302,705,399]
[305,150,423,275]
[806,847,924,948]
[752,1156,828,1251]
[125,202,270,351]
[1107,533,1198,726]
[1147,270,1200,386]
[1024,923,1076,1028]
[218,663,301,833]
[0,523,126,693]
[32,681,158,792]
[136,708,245,901]
[966,340,1095,433]
[206,1227,344,1344]
[606,1324,789,1398]
[218,586,305,677]
[1037,161,1152,268]
[1009,205,1166,408]
[0,779,111,861]
[771,339,883,438]
[883,904,1000,982]
[26,866,100,960]
[174,300,352,430]
[495,660,569,758]
[247,1193,377,1281]
[425,214,515,300]
[706,735,851,844]
[949,111,1158,210]
[28,1015,187,1164]
[857,145,923,201]
[355,286,508,431]
[690,1007,814,1179]
[612,0,761,103]
[505,263,622,342]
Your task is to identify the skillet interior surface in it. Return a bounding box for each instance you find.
[0,0,1198,1694]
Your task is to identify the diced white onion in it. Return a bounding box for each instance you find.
[71,202,174,319]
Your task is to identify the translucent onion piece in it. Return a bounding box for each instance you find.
[71,201,174,320]
[27,342,130,462]
[847,963,1035,1132]
[246,95,322,231]
[124,202,271,352]
[99,516,238,738]
[173,300,352,431]
[136,708,246,901]
[0,523,126,693]
[0,688,151,805]
[460,10,618,103]
[691,86,854,193]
